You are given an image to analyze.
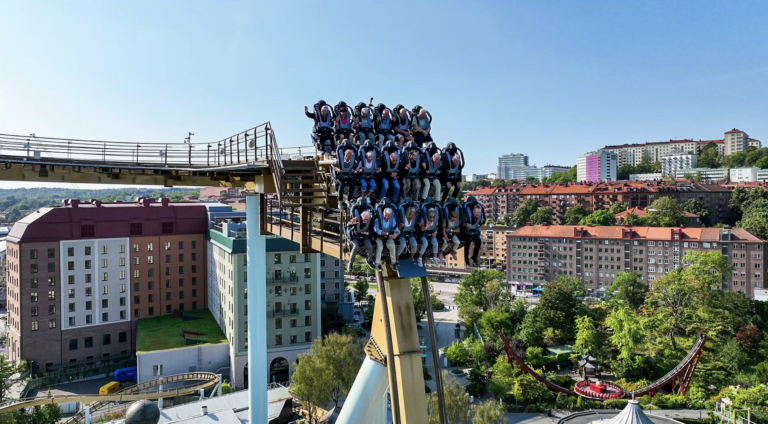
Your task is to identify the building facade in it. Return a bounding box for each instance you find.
[507,225,766,298]
[629,173,664,181]
[661,154,697,177]
[577,151,617,183]
[207,213,321,390]
[5,198,208,370]
[730,167,760,183]
[675,168,729,181]
[497,153,529,179]
[724,129,749,156]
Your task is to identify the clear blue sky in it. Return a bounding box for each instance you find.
[1,1,767,188]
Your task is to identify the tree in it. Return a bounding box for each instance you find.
[734,324,763,352]
[525,176,540,184]
[738,198,768,240]
[483,279,513,312]
[643,196,686,227]
[573,316,599,355]
[513,374,549,404]
[290,353,330,424]
[0,357,24,402]
[471,400,506,424]
[488,354,520,399]
[717,339,749,373]
[480,309,514,342]
[606,305,642,360]
[353,278,369,306]
[445,341,469,366]
[501,214,513,227]
[617,164,635,181]
[608,272,647,310]
[511,199,540,227]
[427,371,471,424]
[683,198,711,226]
[535,276,586,339]
[563,206,590,225]
[529,206,553,225]
[455,269,507,325]
[579,210,614,226]
[697,142,722,168]
[312,333,365,408]
[518,308,545,347]
[624,212,643,226]
[609,202,627,215]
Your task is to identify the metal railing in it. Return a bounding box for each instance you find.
[0,123,279,169]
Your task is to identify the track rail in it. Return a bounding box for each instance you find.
[499,332,706,400]
[0,372,220,416]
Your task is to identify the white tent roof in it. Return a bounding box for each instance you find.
[592,400,655,424]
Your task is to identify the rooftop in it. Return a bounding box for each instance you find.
[153,385,292,423]
[509,225,765,242]
[137,308,227,353]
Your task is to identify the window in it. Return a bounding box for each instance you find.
[147,269,154,277]
[67,247,75,257]
[178,241,184,249]
[304,253,311,262]
[305,331,312,343]
[165,254,171,263]
[147,243,154,251]
[30,249,38,259]
[101,245,108,255]
[68,275,75,285]
[46,248,55,258]
[178,266,184,274]
[162,222,174,234]
[192,277,197,285]
[274,254,282,264]
[86,314,93,324]
[48,291,55,300]
[49,319,56,329]
[86,274,92,283]
[102,312,109,322]
[165,267,171,275]
[119,332,127,343]
[119,244,125,253]
[153,365,163,376]
[179,278,184,286]
[179,291,184,299]
[305,284,312,295]
[69,339,78,351]
[275,334,282,345]
[290,335,297,344]
[148,294,154,303]
[119,284,126,293]
[166,292,171,300]
[119,297,126,306]
[191,265,197,273]
[290,318,297,328]
[102,299,109,308]
[305,300,311,311]
[85,287,93,297]
[274,269,283,281]
[148,281,154,290]
[30,264,38,274]
[133,243,140,252]
[191,253,196,261]
[85,246,92,255]
[275,286,282,297]
[290,254,297,263]
[31,278,38,288]
[86,301,92,310]
[165,242,171,250]
[85,337,93,348]
[85,260,92,269]
[119,271,125,280]
[48,262,55,272]
[68,289,75,299]
[304,268,311,279]
[275,318,283,329]
[31,307,38,316]
[165,280,171,288]
[31,321,39,331]
[130,223,143,235]
[120,310,126,320]
[101,259,108,268]
[48,277,55,286]
[102,286,108,295]
[192,289,197,298]
[192,240,197,249]
[149,307,155,316]
[305,315,311,326]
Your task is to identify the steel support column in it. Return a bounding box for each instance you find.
[246,193,267,423]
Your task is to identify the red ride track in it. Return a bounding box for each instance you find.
[499,331,706,400]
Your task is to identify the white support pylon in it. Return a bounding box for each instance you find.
[246,194,267,424]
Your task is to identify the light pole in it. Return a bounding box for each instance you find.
[698,400,703,419]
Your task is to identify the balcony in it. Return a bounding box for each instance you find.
[267,308,300,317]
[266,276,300,285]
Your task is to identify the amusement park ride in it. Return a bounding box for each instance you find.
[0,102,706,423]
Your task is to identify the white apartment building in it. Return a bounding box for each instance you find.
[675,168,729,181]
[724,129,749,156]
[757,169,768,182]
[497,153,529,179]
[207,219,321,390]
[320,254,344,303]
[577,151,617,182]
[730,167,760,183]
[661,153,698,176]
[629,173,664,181]
[60,238,130,330]
[749,139,762,149]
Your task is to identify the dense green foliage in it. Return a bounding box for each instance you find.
[617,156,662,180]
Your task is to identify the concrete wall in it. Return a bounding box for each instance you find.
[137,342,229,384]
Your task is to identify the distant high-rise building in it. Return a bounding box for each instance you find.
[497,153,529,179]
[661,153,697,176]
[724,129,749,156]
[577,151,617,182]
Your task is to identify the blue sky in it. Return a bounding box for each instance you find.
[1,0,767,188]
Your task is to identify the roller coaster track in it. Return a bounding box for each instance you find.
[499,331,706,400]
[0,372,220,418]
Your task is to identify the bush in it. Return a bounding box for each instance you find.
[431,295,445,311]
[603,399,628,410]
[221,380,233,394]
[446,341,469,366]
[547,374,575,388]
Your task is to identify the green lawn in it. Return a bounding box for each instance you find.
[137,309,227,353]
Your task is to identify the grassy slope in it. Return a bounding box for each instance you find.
[136,309,227,353]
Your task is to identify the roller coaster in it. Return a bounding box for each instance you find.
[499,331,707,400]
[0,372,221,419]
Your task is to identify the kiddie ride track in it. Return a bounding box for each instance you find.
[500,332,706,400]
[0,372,220,420]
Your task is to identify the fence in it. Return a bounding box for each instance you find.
[26,358,136,392]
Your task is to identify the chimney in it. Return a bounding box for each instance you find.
[587,223,592,227]
[62,199,70,206]
[201,406,208,416]
[70,199,80,208]
[525,222,531,226]
[161,198,170,207]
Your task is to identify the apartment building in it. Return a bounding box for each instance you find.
[629,173,664,181]
[661,153,697,176]
[675,168,729,182]
[497,153,529,179]
[207,214,321,389]
[507,225,766,298]
[577,151,617,183]
[5,198,208,370]
[724,129,749,156]
[466,180,736,226]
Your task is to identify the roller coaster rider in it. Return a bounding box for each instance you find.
[422,144,443,201]
[392,104,414,149]
[401,142,425,202]
[463,196,486,266]
[411,106,433,148]
[357,140,381,200]
[335,101,354,143]
[380,141,401,203]
[346,201,374,271]
[374,105,396,149]
[374,200,401,269]
[441,196,463,261]
[396,197,420,264]
[419,198,441,266]
[304,101,336,154]
[354,104,376,146]
[441,142,465,201]
[332,141,359,205]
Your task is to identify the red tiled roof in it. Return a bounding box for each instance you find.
[509,225,764,242]
[465,187,497,196]
[725,129,743,134]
